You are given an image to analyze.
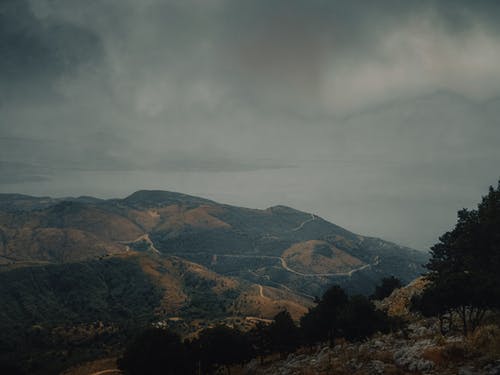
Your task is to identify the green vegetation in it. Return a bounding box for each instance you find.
[0,257,163,375]
[0,189,432,373]
[268,310,301,357]
[180,272,239,319]
[120,284,394,375]
[413,180,500,335]
[300,285,392,345]
[119,329,192,375]
[192,325,253,374]
[370,276,402,300]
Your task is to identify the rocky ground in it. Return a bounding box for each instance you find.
[243,321,500,375]
[243,278,500,375]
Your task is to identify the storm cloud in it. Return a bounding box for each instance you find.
[1,0,500,249]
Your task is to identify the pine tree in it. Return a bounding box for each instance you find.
[422,180,500,335]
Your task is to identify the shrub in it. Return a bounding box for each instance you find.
[119,328,193,375]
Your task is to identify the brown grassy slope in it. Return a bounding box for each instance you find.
[0,202,144,263]
[138,254,239,315]
[377,276,430,317]
[40,205,144,242]
[151,204,231,232]
[137,253,311,322]
[0,227,125,263]
[230,284,312,321]
[282,240,364,274]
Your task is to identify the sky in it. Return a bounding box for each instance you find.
[1,0,500,250]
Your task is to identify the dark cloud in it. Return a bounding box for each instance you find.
[0,0,102,102]
[1,0,500,249]
[0,161,51,184]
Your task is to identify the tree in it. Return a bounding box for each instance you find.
[300,285,349,345]
[193,325,253,375]
[300,305,324,346]
[268,310,300,357]
[247,322,272,364]
[370,276,402,300]
[316,285,349,345]
[422,180,500,335]
[338,295,389,341]
[118,328,193,375]
[300,285,392,345]
[411,285,453,335]
[0,362,25,375]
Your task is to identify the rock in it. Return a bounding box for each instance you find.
[369,360,386,374]
[373,340,385,349]
[393,339,435,372]
[458,366,479,375]
[410,325,433,338]
[415,359,434,372]
[316,346,330,363]
[244,359,259,375]
[485,360,500,375]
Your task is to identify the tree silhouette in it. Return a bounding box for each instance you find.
[0,361,25,375]
[370,276,402,300]
[316,285,349,345]
[422,180,500,335]
[269,310,300,357]
[338,295,389,340]
[193,325,253,374]
[300,285,392,345]
[247,322,272,364]
[300,305,324,346]
[118,328,193,375]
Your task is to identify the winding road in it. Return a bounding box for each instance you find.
[291,214,317,232]
[216,253,379,278]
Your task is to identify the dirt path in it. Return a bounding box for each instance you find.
[257,284,265,298]
[216,253,379,278]
[89,370,122,375]
[120,234,160,254]
[291,214,316,232]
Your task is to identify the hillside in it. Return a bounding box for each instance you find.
[0,190,428,374]
[0,190,428,295]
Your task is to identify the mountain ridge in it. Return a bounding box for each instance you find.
[0,189,429,374]
[0,189,428,290]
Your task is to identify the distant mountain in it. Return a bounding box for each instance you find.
[0,190,428,374]
[0,190,427,294]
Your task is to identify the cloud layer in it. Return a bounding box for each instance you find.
[1,0,500,249]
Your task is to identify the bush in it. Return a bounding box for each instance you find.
[338,295,390,341]
[300,285,392,345]
[269,310,301,357]
[467,324,500,361]
[192,325,253,374]
[119,328,193,375]
[371,276,402,300]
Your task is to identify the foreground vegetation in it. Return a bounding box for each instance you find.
[0,257,163,375]
[118,283,396,375]
[1,181,499,374]
[118,181,500,374]
[413,180,500,335]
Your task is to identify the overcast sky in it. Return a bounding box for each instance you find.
[1,0,500,250]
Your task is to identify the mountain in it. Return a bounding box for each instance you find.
[0,190,427,294]
[0,190,428,374]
